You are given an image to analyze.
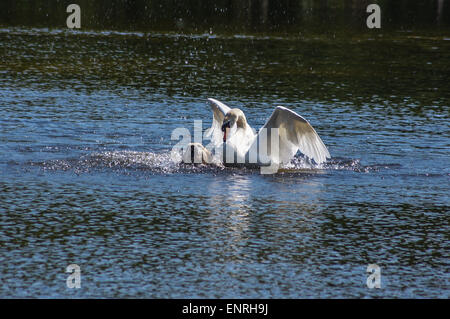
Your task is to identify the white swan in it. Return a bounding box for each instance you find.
[206,98,330,166]
[183,98,330,170]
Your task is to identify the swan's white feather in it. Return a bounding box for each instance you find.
[205,98,231,148]
[257,106,330,164]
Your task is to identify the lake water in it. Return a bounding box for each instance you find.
[0,27,449,298]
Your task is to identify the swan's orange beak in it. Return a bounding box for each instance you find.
[221,121,231,142]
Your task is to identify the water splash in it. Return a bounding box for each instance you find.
[33,150,401,175]
[324,157,402,172]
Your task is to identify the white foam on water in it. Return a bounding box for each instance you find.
[35,149,400,176]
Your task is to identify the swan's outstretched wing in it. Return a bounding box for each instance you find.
[205,98,231,147]
[257,106,330,164]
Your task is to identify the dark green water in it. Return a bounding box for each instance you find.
[0,23,449,297]
[2,0,450,33]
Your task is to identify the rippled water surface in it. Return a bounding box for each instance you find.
[0,28,449,298]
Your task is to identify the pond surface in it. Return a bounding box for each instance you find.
[0,27,449,298]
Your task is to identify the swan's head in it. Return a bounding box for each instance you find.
[182,142,212,164]
[221,108,247,142]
